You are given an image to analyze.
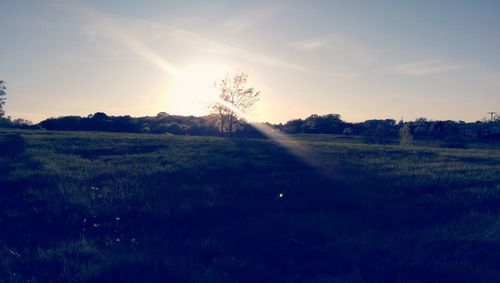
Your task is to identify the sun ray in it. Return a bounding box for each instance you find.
[215,99,323,168]
[81,5,320,168]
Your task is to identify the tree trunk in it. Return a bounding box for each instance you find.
[218,110,225,135]
[228,114,233,137]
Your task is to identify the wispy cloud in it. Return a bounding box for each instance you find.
[59,2,309,73]
[223,17,260,33]
[63,51,139,62]
[141,21,309,71]
[85,13,180,75]
[393,59,465,76]
[288,36,330,51]
[55,2,180,75]
[223,6,277,32]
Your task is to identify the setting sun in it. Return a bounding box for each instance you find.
[168,63,229,116]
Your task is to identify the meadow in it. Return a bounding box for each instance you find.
[0,129,499,282]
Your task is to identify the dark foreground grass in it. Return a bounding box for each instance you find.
[0,129,499,282]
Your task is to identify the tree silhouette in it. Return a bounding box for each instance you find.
[0,81,7,118]
[211,72,260,136]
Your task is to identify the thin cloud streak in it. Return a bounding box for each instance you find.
[58,2,180,76]
[88,17,180,76]
[59,0,310,73]
[142,21,310,72]
[63,52,140,62]
[288,36,330,50]
[223,7,276,32]
[393,59,466,76]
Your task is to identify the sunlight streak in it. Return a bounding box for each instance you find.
[215,99,323,168]
[78,4,320,168]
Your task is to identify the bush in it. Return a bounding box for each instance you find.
[439,135,467,149]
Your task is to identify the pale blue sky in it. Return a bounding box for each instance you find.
[1,0,499,123]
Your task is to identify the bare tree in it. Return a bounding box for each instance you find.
[0,81,6,118]
[211,72,260,136]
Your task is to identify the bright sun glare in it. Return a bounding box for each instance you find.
[168,63,229,116]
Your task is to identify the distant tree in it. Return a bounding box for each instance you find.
[211,72,260,136]
[414,117,428,125]
[165,122,182,135]
[0,81,7,118]
[429,121,445,138]
[413,125,428,137]
[342,127,353,136]
[12,118,32,126]
[284,119,305,134]
[302,114,344,134]
[362,119,397,144]
[91,112,109,120]
[113,115,139,132]
[399,123,413,146]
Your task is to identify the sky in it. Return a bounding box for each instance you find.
[1,0,499,123]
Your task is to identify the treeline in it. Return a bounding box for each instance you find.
[2,112,499,141]
[0,117,40,130]
[37,112,218,135]
[279,115,500,142]
[34,112,263,137]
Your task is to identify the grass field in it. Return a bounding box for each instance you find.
[1,129,499,282]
